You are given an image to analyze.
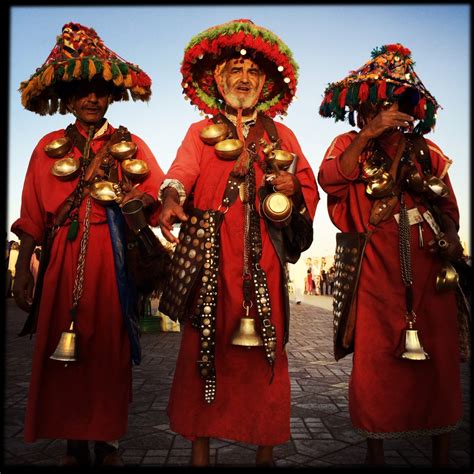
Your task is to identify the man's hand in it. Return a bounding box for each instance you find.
[361,107,414,140]
[13,268,35,313]
[271,170,301,197]
[157,188,188,243]
[120,182,155,208]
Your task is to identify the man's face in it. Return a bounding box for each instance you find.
[219,58,265,110]
[68,81,111,125]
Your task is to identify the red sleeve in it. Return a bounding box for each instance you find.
[425,138,460,229]
[10,144,46,244]
[164,122,205,195]
[275,122,319,219]
[318,131,360,200]
[130,133,166,227]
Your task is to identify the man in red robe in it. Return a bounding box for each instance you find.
[157,19,319,466]
[11,23,165,466]
[318,43,466,467]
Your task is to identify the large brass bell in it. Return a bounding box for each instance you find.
[231,305,263,347]
[435,261,459,292]
[399,321,430,361]
[50,321,77,365]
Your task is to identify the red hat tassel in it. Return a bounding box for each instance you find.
[377,81,387,100]
[358,82,369,102]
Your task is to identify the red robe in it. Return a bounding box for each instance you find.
[166,118,319,445]
[318,131,463,438]
[11,120,164,442]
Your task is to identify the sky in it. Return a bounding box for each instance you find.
[7,4,471,261]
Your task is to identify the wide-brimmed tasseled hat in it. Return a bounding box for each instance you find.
[181,19,298,118]
[20,22,152,115]
[319,43,440,134]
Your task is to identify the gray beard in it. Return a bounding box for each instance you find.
[223,90,257,110]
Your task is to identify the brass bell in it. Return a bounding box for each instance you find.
[231,318,264,347]
[436,262,459,292]
[399,322,429,361]
[50,321,77,365]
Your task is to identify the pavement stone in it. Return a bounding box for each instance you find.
[2,297,471,469]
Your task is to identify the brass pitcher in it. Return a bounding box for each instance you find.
[50,321,77,365]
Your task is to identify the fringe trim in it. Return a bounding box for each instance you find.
[355,418,463,440]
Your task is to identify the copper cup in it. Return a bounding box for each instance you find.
[200,123,229,145]
[50,157,80,181]
[89,181,119,205]
[121,159,150,182]
[268,149,295,171]
[44,136,72,158]
[214,139,244,160]
[109,140,138,161]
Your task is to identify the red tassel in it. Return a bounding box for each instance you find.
[377,81,387,100]
[358,82,369,102]
[394,86,406,96]
[415,97,426,119]
[231,109,251,177]
[338,88,348,108]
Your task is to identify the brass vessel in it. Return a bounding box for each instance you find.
[50,321,77,365]
[361,154,389,181]
[435,262,459,292]
[423,174,450,199]
[44,136,72,158]
[200,123,229,145]
[268,149,295,170]
[399,322,430,361]
[262,192,292,223]
[406,166,425,193]
[89,181,118,204]
[109,140,138,161]
[214,139,244,160]
[50,157,80,181]
[121,159,150,181]
[231,317,264,347]
[365,171,394,198]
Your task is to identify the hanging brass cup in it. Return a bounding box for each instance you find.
[121,159,150,181]
[435,262,459,292]
[109,140,138,161]
[365,171,394,198]
[361,154,389,181]
[214,139,244,160]
[262,192,293,225]
[89,181,119,205]
[200,123,229,145]
[44,136,72,158]
[405,166,425,193]
[423,174,450,199]
[267,149,295,171]
[50,157,80,181]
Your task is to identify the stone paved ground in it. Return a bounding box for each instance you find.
[3,297,471,469]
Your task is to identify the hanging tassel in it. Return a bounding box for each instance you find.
[72,60,82,79]
[377,81,387,100]
[231,108,251,177]
[348,109,355,127]
[103,62,113,81]
[67,220,79,241]
[41,65,55,86]
[358,82,369,102]
[88,59,97,80]
[338,87,348,108]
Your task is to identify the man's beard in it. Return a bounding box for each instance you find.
[222,88,259,110]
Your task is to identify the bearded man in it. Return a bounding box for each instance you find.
[157,19,319,466]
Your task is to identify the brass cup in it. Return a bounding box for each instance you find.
[50,157,80,181]
[109,140,138,161]
[361,154,389,181]
[262,192,292,224]
[200,123,229,145]
[44,136,72,158]
[121,159,150,182]
[423,174,450,199]
[89,181,118,205]
[366,171,394,198]
[406,166,425,193]
[214,139,244,160]
[435,262,459,292]
[268,149,295,170]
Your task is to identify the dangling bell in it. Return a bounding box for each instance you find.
[399,322,429,361]
[231,318,264,347]
[50,321,77,365]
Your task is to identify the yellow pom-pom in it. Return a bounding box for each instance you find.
[113,70,124,86]
[102,62,113,81]
[88,59,97,80]
[41,65,55,86]
[123,73,133,88]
